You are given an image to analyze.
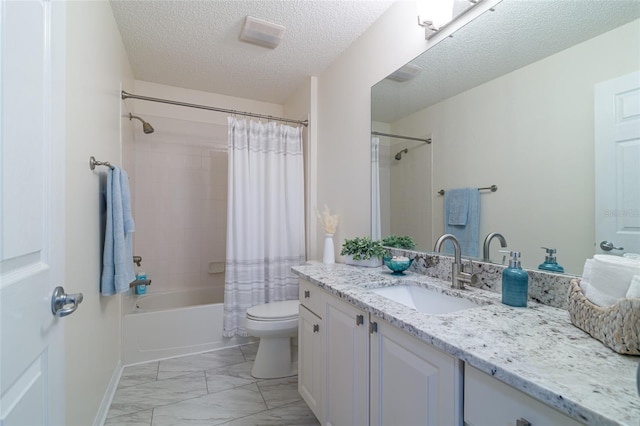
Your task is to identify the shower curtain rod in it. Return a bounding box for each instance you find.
[121,91,308,127]
[371,131,431,144]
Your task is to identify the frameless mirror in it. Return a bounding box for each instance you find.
[371,0,640,275]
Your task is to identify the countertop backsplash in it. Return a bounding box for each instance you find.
[387,248,577,310]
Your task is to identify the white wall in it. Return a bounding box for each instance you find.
[392,19,640,273]
[64,1,134,424]
[315,0,497,259]
[284,78,315,258]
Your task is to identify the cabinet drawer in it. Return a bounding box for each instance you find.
[464,364,582,426]
[299,279,324,316]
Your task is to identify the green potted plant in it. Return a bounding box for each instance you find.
[340,236,386,267]
[381,235,416,250]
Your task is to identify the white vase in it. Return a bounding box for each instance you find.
[323,234,335,264]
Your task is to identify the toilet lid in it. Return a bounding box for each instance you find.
[246,300,299,321]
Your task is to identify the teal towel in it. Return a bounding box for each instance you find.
[446,188,470,225]
[101,166,135,296]
[445,188,479,257]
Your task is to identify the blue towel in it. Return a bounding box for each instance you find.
[101,166,135,296]
[444,188,479,257]
[446,188,470,225]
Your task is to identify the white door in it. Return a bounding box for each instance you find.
[370,318,462,426]
[297,305,323,422]
[324,296,369,426]
[1,1,68,424]
[594,71,640,256]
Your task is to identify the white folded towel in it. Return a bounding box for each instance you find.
[586,255,640,306]
[580,258,594,294]
[626,275,640,299]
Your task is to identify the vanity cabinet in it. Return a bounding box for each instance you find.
[298,279,462,426]
[298,280,325,423]
[464,364,582,426]
[324,294,370,426]
[370,317,463,426]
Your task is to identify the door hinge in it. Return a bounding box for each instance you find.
[369,321,378,334]
[356,314,364,326]
[313,324,319,333]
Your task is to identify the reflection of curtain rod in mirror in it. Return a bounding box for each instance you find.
[371,131,432,144]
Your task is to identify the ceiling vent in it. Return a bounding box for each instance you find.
[385,63,422,83]
[239,16,285,49]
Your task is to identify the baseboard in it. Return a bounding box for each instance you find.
[93,360,123,426]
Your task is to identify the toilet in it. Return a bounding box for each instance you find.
[245,300,299,379]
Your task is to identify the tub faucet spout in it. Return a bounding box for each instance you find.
[483,232,508,262]
[433,234,477,289]
[129,279,152,288]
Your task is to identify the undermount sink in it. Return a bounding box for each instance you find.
[370,284,481,314]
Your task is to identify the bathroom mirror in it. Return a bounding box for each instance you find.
[371,0,640,275]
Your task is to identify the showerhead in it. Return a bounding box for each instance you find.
[129,113,154,134]
[394,148,408,160]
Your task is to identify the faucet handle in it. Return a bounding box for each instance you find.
[458,270,478,286]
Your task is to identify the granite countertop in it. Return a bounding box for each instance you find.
[292,262,640,426]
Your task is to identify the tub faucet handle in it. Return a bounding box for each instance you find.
[133,256,142,267]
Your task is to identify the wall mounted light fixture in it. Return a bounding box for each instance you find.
[417,0,484,39]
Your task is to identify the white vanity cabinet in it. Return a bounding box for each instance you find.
[298,279,463,426]
[324,293,370,426]
[370,316,463,426]
[298,280,324,423]
[464,364,582,426]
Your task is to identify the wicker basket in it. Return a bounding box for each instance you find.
[567,278,640,355]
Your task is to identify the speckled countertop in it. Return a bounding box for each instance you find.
[292,262,640,426]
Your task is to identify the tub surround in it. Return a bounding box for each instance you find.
[291,262,639,425]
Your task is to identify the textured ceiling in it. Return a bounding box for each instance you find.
[110,0,395,104]
[372,0,640,123]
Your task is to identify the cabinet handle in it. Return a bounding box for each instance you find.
[304,290,310,298]
[369,321,378,334]
[516,418,531,426]
[313,324,319,333]
[356,314,364,325]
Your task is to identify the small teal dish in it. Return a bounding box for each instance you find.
[383,257,413,275]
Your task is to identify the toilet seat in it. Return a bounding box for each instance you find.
[246,300,298,321]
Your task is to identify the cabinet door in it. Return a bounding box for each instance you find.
[324,296,369,426]
[298,305,323,423]
[370,318,463,426]
[465,365,582,426]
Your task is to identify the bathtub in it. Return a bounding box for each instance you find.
[122,288,254,365]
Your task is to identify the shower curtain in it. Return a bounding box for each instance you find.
[223,117,306,337]
[371,137,382,241]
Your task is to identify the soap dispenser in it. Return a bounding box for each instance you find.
[500,250,529,307]
[538,247,564,273]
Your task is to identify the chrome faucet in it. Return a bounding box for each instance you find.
[483,232,508,262]
[433,234,478,289]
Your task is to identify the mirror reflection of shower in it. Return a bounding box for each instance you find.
[394,148,408,160]
[129,113,155,134]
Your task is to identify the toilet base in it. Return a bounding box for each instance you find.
[251,336,296,379]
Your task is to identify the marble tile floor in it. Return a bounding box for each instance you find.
[105,343,319,426]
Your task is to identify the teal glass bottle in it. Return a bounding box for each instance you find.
[538,247,565,273]
[501,251,529,307]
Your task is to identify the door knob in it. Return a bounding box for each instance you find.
[51,286,84,317]
[600,241,624,251]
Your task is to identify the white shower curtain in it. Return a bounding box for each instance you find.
[223,117,306,337]
[371,136,382,241]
